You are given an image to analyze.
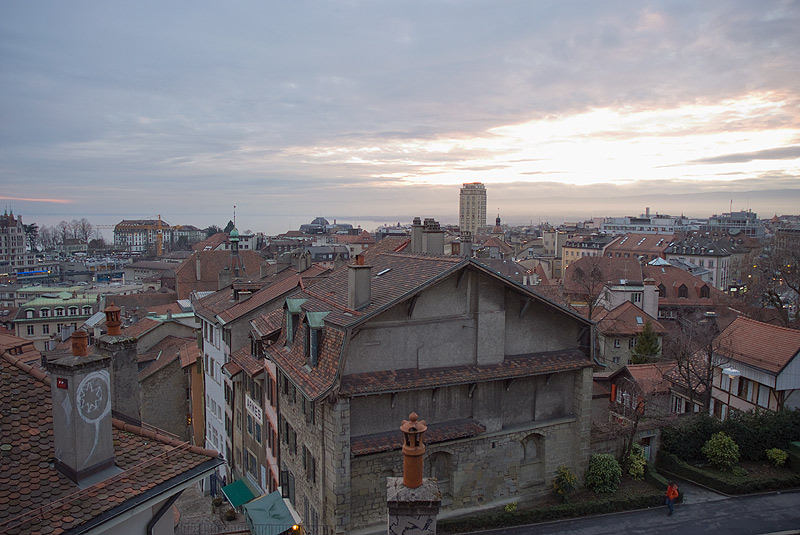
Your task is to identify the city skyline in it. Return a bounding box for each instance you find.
[1,1,799,235]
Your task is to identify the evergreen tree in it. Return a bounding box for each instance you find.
[631,320,660,364]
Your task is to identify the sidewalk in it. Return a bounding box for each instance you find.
[468,490,800,535]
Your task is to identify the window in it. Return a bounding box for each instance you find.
[678,284,688,298]
[629,337,637,349]
[631,292,642,304]
[700,285,710,298]
[68,306,78,316]
[82,305,92,315]
[657,284,666,298]
[40,308,50,318]
[614,338,621,348]
[247,414,253,435]
[42,324,49,335]
[25,309,34,319]
[26,325,34,336]
[737,378,755,402]
[255,422,262,443]
[56,308,64,317]
[720,373,731,392]
[757,385,769,408]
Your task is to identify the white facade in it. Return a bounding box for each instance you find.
[200,315,229,488]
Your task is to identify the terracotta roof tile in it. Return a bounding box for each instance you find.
[174,250,265,300]
[716,316,800,374]
[122,317,161,339]
[0,350,221,535]
[593,301,666,336]
[230,346,266,377]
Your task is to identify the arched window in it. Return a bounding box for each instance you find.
[55,307,65,317]
[68,306,79,316]
[25,309,34,319]
[82,305,92,315]
[520,434,545,487]
[427,452,452,501]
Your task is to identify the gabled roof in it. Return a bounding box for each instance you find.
[194,265,326,324]
[0,350,221,535]
[174,249,264,300]
[604,233,672,256]
[593,301,666,336]
[138,336,195,380]
[563,256,643,296]
[715,316,800,374]
[642,264,724,306]
[122,317,161,338]
[267,252,593,401]
[230,346,266,377]
[251,308,284,338]
[609,362,675,396]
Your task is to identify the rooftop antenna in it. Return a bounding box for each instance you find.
[233,205,236,227]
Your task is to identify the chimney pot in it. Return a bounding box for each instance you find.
[71,330,89,357]
[105,302,122,336]
[400,412,427,488]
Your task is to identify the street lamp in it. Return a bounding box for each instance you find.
[722,367,741,419]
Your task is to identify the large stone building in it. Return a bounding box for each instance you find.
[0,211,38,277]
[267,251,595,534]
[459,182,487,235]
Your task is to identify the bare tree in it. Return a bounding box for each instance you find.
[55,221,70,245]
[37,225,55,251]
[741,232,800,327]
[75,218,93,242]
[565,255,609,319]
[664,312,734,413]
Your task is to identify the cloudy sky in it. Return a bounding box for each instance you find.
[1,1,799,234]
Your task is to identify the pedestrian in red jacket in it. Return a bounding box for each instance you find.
[665,481,679,516]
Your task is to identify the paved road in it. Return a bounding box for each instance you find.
[468,491,800,535]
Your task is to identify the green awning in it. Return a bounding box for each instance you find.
[243,490,299,535]
[222,479,256,508]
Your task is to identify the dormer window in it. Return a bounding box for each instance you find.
[82,305,92,315]
[25,309,34,319]
[284,298,307,346]
[657,284,666,298]
[68,306,79,316]
[700,285,710,298]
[678,284,688,298]
[304,311,329,366]
[40,308,50,318]
[55,307,64,317]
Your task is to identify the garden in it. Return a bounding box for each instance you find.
[439,409,800,533]
[657,409,800,494]
[439,445,671,533]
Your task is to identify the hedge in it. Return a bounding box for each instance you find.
[438,485,665,533]
[657,451,800,495]
[661,410,800,463]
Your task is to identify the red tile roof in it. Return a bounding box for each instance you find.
[230,346,266,377]
[174,250,265,299]
[593,301,666,336]
[716,316,800,374]
[122,317,161,338]
[563,256,644,296]
[618,362,676,395]
[642,264,725,306]
[0,350,221,535]
[0,332,40,367]
[138,336,195,381]
[251,308,284,337]
[351,419,486,456]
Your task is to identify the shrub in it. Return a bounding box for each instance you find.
[504,502,517,513]
[222,508,237,521]
[702,432,740,470]
[627,443,647,480]
[661,414,722,461]
[552,464,578,503]
[585,453,622,493]
[766,448,789,467]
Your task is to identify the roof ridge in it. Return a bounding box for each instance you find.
[732,315,800,336]
[1,350,50,386]
[112,418,219,457]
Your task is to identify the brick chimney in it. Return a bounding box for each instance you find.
[47,331,115,484]
[348,254,372,311]
[386,412,441,535]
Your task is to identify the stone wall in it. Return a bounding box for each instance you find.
[140,358,189,439]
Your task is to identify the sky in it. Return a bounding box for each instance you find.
[1,1,799,235]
